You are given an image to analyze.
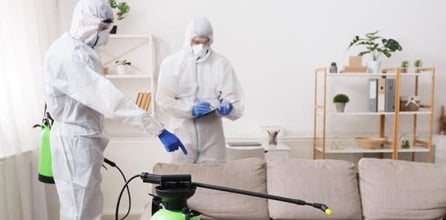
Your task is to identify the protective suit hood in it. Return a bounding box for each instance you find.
[69,0,113,47]
[183,17,214,49]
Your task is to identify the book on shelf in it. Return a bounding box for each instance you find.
[136,92,151,111]
[368,79,377,112]
[368,78,395,112]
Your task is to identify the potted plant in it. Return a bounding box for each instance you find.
[115,59,131,75]
[414,59,422,71]
[333,93,349,112]
[348,31,402,73]
[329,62,338,73]
[400,60,409,73]
[108,0,130,34]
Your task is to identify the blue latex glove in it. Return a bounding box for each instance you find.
[158,129,187,155]
[217,101,233,115]
[192,101,212,117]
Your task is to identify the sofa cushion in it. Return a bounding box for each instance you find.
[359,158,446,220]
[152,158,269,220]
[267,159,362,220]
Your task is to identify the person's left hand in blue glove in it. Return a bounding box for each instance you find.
[192,101,212,117]
[217,101,233,115]
[158,129,187,155]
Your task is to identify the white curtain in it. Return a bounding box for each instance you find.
[0,0,60,219]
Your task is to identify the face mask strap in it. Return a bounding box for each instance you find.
[91,35,99,48]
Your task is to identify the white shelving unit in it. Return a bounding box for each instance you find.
[313,67,435,162]
[97,34,157,137]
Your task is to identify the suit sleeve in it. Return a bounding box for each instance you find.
[46,48,164,136]
[155,59,195,119]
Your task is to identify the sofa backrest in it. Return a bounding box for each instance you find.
[267,159,363,220]
[358,158,446,220]
[152,158,270,220]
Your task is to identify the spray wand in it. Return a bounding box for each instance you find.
[116,172,332,220]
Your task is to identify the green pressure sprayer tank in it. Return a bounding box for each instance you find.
[152,208,200,220]
[34,111,55,184]
[38,123,54,183]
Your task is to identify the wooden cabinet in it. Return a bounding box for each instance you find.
[313,67,435,162]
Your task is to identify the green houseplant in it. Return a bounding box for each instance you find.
[348,31,402,73]
[108,0,130,34]
[333,93,349,112]
[414,59,422,70]
[401,60,409,73]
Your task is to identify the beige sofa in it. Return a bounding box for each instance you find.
[141,158,446,220]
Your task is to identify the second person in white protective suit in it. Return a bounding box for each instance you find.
[42,0,186,219]
[156,17,245,163]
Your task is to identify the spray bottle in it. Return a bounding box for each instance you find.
[33,112,54,184]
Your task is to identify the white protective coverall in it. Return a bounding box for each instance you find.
[156,17,245,163]
[42,0,164,219]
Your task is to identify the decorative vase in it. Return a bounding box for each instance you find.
[116,65,128,75]
[335,103,346,112]
[367,61,381,73]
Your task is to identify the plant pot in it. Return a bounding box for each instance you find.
[400,68,407,73]
[335,102,346,112]
[116,65,129,75]
[367,61,381,73]
[329,66,338,73]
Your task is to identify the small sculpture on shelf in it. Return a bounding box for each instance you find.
[400,96,420,111]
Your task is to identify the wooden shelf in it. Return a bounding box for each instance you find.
[315,145,429,154]
[327,72,433,77]
[313,67,435,162]
[318,110,433,116]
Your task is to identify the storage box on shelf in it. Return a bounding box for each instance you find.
[313,67,435,162]
[97,34,157,137]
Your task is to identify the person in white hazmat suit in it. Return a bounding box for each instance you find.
[156,17,245,163]
[42,0,187,219]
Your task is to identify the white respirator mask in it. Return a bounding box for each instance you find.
[192,44,209,57]
[93,30,110,48]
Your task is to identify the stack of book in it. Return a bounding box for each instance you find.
[136,92,151,111]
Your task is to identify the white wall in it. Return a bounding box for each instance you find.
[59,0,446,138]
[56,0,446,215]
